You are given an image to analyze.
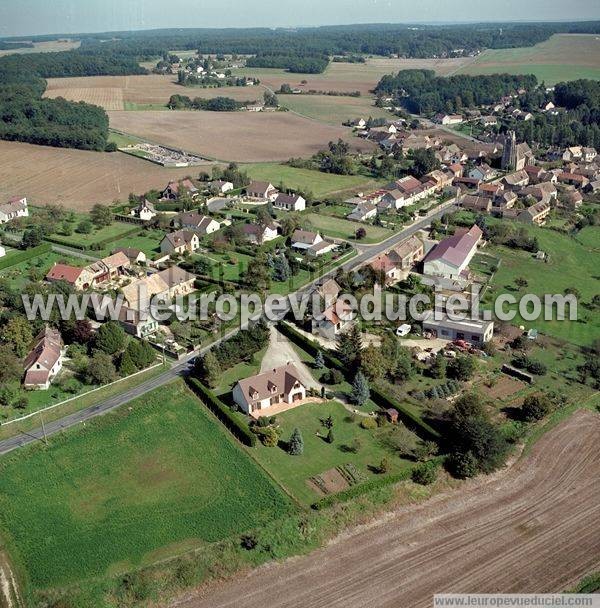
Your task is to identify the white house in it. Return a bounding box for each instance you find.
[273,193,306,212]
[242,222,278,244]
[176,212,220,236]
[160,230,200,255]
[246,180,279,201]
[130,199,157,221]
[435,114,463,125]
[233,363,307,415]
[291,229,322,251]
[0,245,5,258]
[422,225,483,280]
[209,180,234,194]
[347,202,377,222]
[0,196,28,224]
[23,327,63,390]
[422,311,494,345]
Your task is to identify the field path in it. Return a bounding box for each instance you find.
[170,409,600,608]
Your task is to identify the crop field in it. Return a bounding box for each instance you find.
[280,94,394,125]
[108,110,375,162]
[44,75,263,110]
[0,140,199,211]
[457,34,600,85]
[301,212,392,243]
[0,39,80,56]
[0,380,292,591]
[233,56,472,95]
[485,223,600,346]
[243,163,385,197]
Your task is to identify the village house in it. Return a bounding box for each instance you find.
[423,225,483,280]
[461,194,492,214]
[478,182,504,198]
[160,230,200,255]
[503,169,530,189]
[306,240,337,258]
[45,263,87,290]
[23,327,63,390]
[121,266,196,309]
[45,252,130,290]
[557,172,590,189]
[242,222,278,244]
[422,311,493,345]
[273,193,306,212]
[312,299,354,341]
[291,229,322,251]
[564,190,583,209]
[379,189,406,210]
[209,179,234,194]
[523,165,545,184]
[233,363,307,415]
[435,113,463,125]
[175,212,220,236]
[518,201,551,225]
[562,146,584,162]
[0,196,28,224]
[162,179,199,200]
[130,199,157,221]
[112,247,147,265]
[521,182,557,204]
[425,169,454,191]
[246,180,279,201]
[446,162,464,178]
[468,163,496,182]
[394,175,434,205]
[370,254,401,284]
[479,115,497,127]
[388,235,425,269]
[493,190,518,211]
[347,201,377,222]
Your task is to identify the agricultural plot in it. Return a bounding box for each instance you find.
[0,39,80,56]
[0,381,292,591]
[301,212,392,243]
[108,110,375,162]
[280,94,394,125]
[456,34,600,85]
[44,75,263,111]
[0,140,199,211]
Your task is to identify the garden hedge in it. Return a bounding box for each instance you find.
[0,242,51,270]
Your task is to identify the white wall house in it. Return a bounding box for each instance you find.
[0,197,28,224]
[422,225,483,280]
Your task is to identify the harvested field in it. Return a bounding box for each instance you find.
[108,110,375,162]
[457,34,600,85]
[174,409,600,608]
[234,56,471,96]
[479,376,527,400]
[0,39,80,56]
[44,75,262,110]
[0,140,203,211]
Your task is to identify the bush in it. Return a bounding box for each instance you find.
[360,417,377,430]
[321,368,343,385]
[521,394,553,421]
[411,461,439,485]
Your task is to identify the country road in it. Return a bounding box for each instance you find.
[171,409,600,608]
[0,203,455,456]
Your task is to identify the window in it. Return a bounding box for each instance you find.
[441,329,450,336]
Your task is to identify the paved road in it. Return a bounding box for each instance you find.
[0,203,455,456]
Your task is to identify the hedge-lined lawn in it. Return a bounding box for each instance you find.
[243,163,384,198]
[95,229,165,257]
[301,212,392,243]
[486,225,600,346]
[49,221,136,249]
[0,251,84,290]
[0,380,292,591]
[252,400,416,505]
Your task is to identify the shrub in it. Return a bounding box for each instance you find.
[360,417,377,430]
[521,394,553,421]
[411,461,439,485]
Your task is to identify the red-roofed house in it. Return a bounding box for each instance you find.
[45,263,89,289]
[423,225,483,279]
[312,299,354,341]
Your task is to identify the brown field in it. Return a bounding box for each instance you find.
[44,75,263,110]
[0,140,202,211]
[175,409,600,608]
[233,56,472,95]
[479,376,527,400]
[0,39,80,57]
[108,110,375,162]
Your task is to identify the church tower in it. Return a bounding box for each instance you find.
[501,130,517,171]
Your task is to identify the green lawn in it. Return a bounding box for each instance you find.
[575,225,600,250]
[50,222,136,249]
[301,212,392,243]
[485,224,600,346]
[242,163,385,198]
[251,400,416,505]
[107,130,146,148]
[0,251,85,290]
[95,230,165,258]
[0,380,292,591]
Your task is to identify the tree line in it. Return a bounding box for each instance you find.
[167,94,249,111]
[246,52,329,74]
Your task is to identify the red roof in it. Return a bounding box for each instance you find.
[46,263,83,284]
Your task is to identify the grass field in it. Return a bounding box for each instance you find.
[243,163,385,197]
[107,109,375,162]
[252,400,415,505]
[457,34,600,85]
[0,39,80,56]
[0,140,202,211]
[301,212,392,243]
[0,380,292,591]
[280,94,394,125]
[486,223,600,346]
[0,250,85,290]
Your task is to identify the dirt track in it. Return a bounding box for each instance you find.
[171,409,600,608]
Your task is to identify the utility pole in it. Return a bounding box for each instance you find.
[40,412,48,445]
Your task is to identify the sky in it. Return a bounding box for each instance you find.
[1,0,599,38]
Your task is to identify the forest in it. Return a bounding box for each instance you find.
[375,69,538,114]
[246,53,330,74]
[167,94,248,111]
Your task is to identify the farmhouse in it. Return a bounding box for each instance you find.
[435,113,463,125]
[162,179,199,200]
[121,266,196,309]
[23,327,63,390]
[176,212,220,235]
[0,196,28,224]
[291,229,322,251]
[233,362,307,415]
[518,201,551,225]
[246,180,278,201]
[422,311,494,345]
[273,193,306,212]
[160,230,200,255]
[423,225,483,280]
[130,199,157,221]
[242,222,278,244]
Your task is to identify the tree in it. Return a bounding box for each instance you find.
[119,350,137,376]
[90,204,112,228]
[72,319,94,345]
[21,226,43,249]
[94,321,125,355]
[1,316,33,358]
[515,276,528,290]
[412,461,438,485]
[430,353,447,379]
[86,351,117,385]
[355,227,367,240]
[326,429,335,444]
[336,324,363,370]
[314,351,325,369]
[447,355,476,381]
[245,253,271,292]
[76,219,93,234]
[377,457,390,474]
[360,344,387,380]
[449,450,479,479]
[411,148,440,177]
[263,90,278,107]
[521,394,552,422]
[288,428,304,455]
[272,254,291,282]
[414,440,438,462]
[350,371,370,406]
[199,351,222,388]
[394,350,415,383]
[322,414,334,429]
[0,345,22,384]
